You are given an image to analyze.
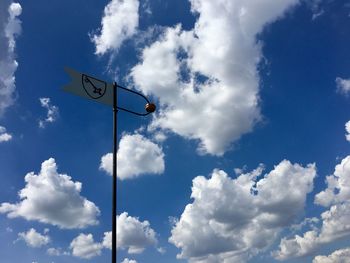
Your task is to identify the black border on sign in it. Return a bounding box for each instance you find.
[82,74,107,99]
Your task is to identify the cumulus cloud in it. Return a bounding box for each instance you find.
[275,202,350,260]
[38,97,59,128]
[70,233,102,259]
[17,228,50,248]
[69,212,156,259]
[0,158,100,229]
[313,247,350,263]
[315,156,350,207]
[169,160,316,262]
[274,156,350,260]
[0,2,22,116]
[336,77,350,96]
[100,133,164,180]
[131,0,299,155]
[91,0,139,55]
[0,125,12,142]
[345,121,350,142]
[103,212,158,254]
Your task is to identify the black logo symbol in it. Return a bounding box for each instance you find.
[82,74,107,99]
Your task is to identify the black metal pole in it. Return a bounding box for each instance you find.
[112,82,117,263]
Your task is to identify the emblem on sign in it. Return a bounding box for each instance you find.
[82,74,107,99]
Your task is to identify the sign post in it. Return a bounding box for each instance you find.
[63,67,156,263]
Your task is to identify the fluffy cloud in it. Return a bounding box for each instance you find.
[91,0,139,55]
[345,121,350,142]
[131,0,299,155]
[70,233,102,259]
[103,212,158,254]
[121,259,138,263]
[336,77,350,96]
[69,212,156,259]
[315,156,350,207]
[0,125,12,142]
[169,160,316,262]
[38,97,59,128]
[17,228,50,248]
[274,156,350,260]
[0,158,100,229]
[0,2,22,116]
[100,133,164,180]
[313,247,350,263]
[275,202,350,260]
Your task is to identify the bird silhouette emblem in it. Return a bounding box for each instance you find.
[82,74,107,99]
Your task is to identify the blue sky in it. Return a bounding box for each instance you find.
[1,0,350,262]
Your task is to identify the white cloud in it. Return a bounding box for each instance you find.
[69,212,157,259]
[313,247,350,263]
[38,97,59,128]
[315,156,350,207]
[0,2,22,116]
[0,125,12,142]
[103,212,158,254]
[17,228,50,248]
[70,233,102,259]
[100,133,164,180]
[275,202,350,260]
[274,230,319,260]
[336,77,350,96]
[121,259,138,263]
[131,0,299,156]
[0,158,100,229]
[274,156,350,260]
[91,0,139,55]
[169,160,316,262]
[345,121,350,142]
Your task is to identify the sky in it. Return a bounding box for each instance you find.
[1,0,350,262]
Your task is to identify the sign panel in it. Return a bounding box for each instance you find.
[63,67,113,106]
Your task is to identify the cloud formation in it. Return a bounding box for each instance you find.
[38,97,59,128]
[336,77,350,96]
[103,212,158,254]
[0,2,22,116]
[70,233,102,259]
[100,133,164,180]
[274,156,350,260]
[91,0,139,55]
[345,121,350,142]
[169,160,316,262]
[70,212,157,259]
[131,0,299,155]
[17,228,50,248]
[0,125,12,142]
[315,156,350,207]
[313,247,350,263]
[0,158,100,229]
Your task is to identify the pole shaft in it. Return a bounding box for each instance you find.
[112,82,117,263]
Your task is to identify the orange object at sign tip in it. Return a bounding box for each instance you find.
[145,103,156,113]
